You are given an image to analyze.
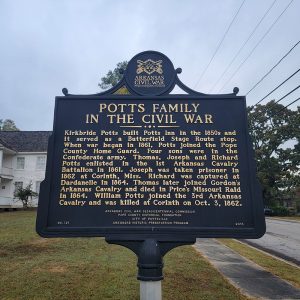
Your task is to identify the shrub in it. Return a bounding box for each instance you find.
[271,206,289,216]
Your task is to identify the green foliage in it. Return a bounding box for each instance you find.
[248,101,300,207]
[295,187,300,212]
[98,61,128,90]
[0,119,19,131]
[14,182,38,209]
[271,206,290,216]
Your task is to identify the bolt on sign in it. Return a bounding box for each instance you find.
[36,51,265,239]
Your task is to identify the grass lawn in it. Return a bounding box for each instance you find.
[269,216,300,222]
[219,239,300,289]
[0,211,247,300]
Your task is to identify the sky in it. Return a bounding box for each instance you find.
[0,0,299,131]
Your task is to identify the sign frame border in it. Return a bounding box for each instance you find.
[36,93,266,239]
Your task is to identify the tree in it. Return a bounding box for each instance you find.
[248,100,300,207]
[0,119,19,131]
[98,61,128,90]
[14,182,38,209]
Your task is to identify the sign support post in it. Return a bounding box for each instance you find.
[36,50,266,299]
[140,281,161,300]
[106,237,196,300]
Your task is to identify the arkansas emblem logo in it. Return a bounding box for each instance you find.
[136,59,163,75]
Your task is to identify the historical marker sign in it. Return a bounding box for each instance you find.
[36,51,265,239]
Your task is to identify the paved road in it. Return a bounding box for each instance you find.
[243,218,300,265]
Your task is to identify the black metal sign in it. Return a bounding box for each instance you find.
[36,51,265,240]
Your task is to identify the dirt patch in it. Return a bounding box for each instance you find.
[28,238,53,246]
[14,244,50,254]
[3,238,57,256]
[32,264,68,274]
[0,249,9,257]
[48,265,67,273]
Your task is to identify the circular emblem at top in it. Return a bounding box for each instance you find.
[125,51,176,96]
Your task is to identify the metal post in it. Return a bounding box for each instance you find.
[140,281,162,300]
[105,237,196,300]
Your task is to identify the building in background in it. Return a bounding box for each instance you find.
[0,131,51,208]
